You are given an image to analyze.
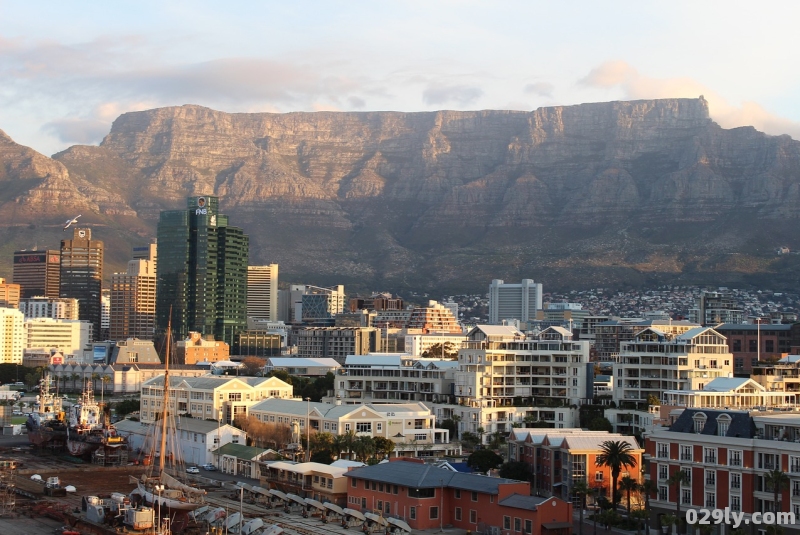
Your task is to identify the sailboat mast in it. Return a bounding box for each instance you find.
[158,310,172,475]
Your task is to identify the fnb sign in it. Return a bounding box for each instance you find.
[14,254,46,263]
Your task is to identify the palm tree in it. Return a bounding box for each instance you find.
[595,440,637,507]
[91,373,101,392]
[70,373,80,392]
[354,435,375,462]
[660,514,676,535]
[619,475,638,515]
[331,433,347,459]
[765,469,790,513]
[373,436,395,459]
[666,470,689,535]
[341,430,357,460]
[477,426,485,446]
[100,375,111,403]
[573,480,591,535]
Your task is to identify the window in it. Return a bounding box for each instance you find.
[228,393,242,401]
[681,489,691,505]
[455,508,462,521]
[681,467,691,485]
[409,507,416,520]
[595,472,604,481]
[345,423,351,432]
[729,450,742,467]
[514,518,521,532]
[680,445,692,461]
[749,339,757,352]
[658,464,668,481]
[693,413,707,433]
[704,447,716,464]
[659,486,668,501]
[716,414,731,437]
[362,497,367,509]
[705,470,715,486]
[790,456,800,473]
[705,492,715,508]
[504,516,511,530]
[524,520,532,534]
[730,473,741,490]
[471,491,478,502]
[376,422,382,432]
[733,339,742,352]
[766,340,774,353]
[378,483,384,492]
[356,422,372,433]
[470,510,477,524]
[455,489,461,499]
[657,443,669,459]
[377,500,383,512]
[408,488,436,498]
[731,495,741,512]
[415,434,427,441]
[393,485,398,495]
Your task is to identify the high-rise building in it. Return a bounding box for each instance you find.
[19,297,80,320]
[132,242,157,271]
[156,196,249,346]
[60,228,103,340]
[406,300,462,334]
[300,285,345,324]
[12,249,60,298]
[0,307,24,364]
[23,318,91,359]
[110,258,157,341]
[687,291,745,325]
[0,278,21,308]
[247,264,278,321]
[488,279,543,325]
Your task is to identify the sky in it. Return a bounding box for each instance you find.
[2,1,800,156]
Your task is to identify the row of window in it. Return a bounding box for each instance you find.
[657,464,742,489]
[656,443,742,465]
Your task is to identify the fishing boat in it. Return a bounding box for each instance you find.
[129,314,205,521]
[25,375,67,448]
[65,381,127,459]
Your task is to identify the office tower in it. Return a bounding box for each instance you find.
[0,278,21,308]
[0,307,24,364]
[19,297,80,320]
[247,264,278,321]
[110,258,157,341]
[13,249,60,298]
[24,318,92,358]
[488,279,543,324]
[300,285,345,324]
[60,228,103,340]
[156,196,249,346]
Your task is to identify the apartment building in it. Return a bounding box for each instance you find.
[344,459,573,534]
[687,291,745,325]
[18,296,79,320]
[139,375,295,424]
[507,429,642,502]
[0,307,24,364]
[247,264,279,321]
[613,326,733,405]
[405,300,462,334]
[24,317,92,358]
[645,409,800,533]
[294,327,377,363]
[753,355,800,394]
[715,323,792,374]
[248,399,459,458]
[404,332,467,357]
[0,278,21,308]
[488,279,543,325]
[175,331,230,364]
[661,377,798,409]
[265,357,340,377]
[110,258,157,341]
[328,354,457,404]
[595,319,698,363]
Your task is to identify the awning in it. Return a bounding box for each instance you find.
[269,489,288,501]
[251,486,271,497]
[287,493,306,506]
[305,498,325,511]
[543,522,573,530]
[386,517,412,532]
[343,508,366,521]
[323,503,344,516]
[364,512,388,526]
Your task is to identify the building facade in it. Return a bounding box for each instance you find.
[18,296,79,320]
[110,259,157,341]
[294,327,377,363]
[246,264,278,321]
[59,227,103,339]
[715,323,792,375]
[488,279,543,325]
[13,249,60,299]
[156,196,249,346]
[0,307,24,364]
[0,278,21,308]
[175,331,230,364]
[405,301,462,334]
[24,318,92,358]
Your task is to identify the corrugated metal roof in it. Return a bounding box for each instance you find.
[498,494,551,510]
[344,355,403,367]
[344,461,523,493]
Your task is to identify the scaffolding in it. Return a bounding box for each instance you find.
[0,459,16,516]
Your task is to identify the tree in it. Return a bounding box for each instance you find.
[595,440,637,507]
[340,430,357,460]
[309,431,334,460]
[373,436,395,459]
[101,375,111,398]
[640,479,658,535]
[666,469,689,535]
[573,480,591,535]
[467,449,503,474]
[498,461,531,482]
[460,431,479,450]
[241,357,266,376]
[70,373,80,392]
[647,394,661,406]
[440,419,458,440]
[114,398,140,417]
[488,430,505,449]
[353,435,375,462]
[619,475,638,515]
[91,373,101,392]
[660,514,676,535]
[268,369,293,384]
[421,342,458,359]
[765,469,790,513]
[588,417,613,432]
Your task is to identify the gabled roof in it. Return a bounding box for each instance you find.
[211,443,271,460]
[267,358,340,368]
[344,355,402,367]
[468,325,525,338]
[675,326,720,340]
[249,398,429,419]
[344,461,524,493]
[779,355,800,364]
[701,377,764,393]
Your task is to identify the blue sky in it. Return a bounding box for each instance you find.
[2,1,799,155]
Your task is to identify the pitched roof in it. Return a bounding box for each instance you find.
[211,443,269,460]
[344,355,403,367]
[702,377,762,392]
[669,409,756,438]
[249,398,430,419]
[267,358,341,368]
[498,494,552,510]
[470,325,524,337]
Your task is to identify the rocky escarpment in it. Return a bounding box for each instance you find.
[2,97,800,293]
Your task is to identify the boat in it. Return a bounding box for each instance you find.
[65,382,107,457]
[25,375,67,448]
[130,313,206,522]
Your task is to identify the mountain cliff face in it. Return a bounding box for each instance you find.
[2,97,800,293]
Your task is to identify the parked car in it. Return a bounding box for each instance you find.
[201,463,217,471]
[186,466,200,474]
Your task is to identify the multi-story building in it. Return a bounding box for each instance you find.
[661,377,799,409]
[139,375,295,424]
[404,332,467,357]
[260,460,352,505]
[110,338,162,365]
[265,357,340,377]
[536,303,592,332]
[645,409,800,532]
[300,285,345,324]
[405,300,462,334]
[715,323,792,374]
[488,279,543,325]
[24,318,92,358]
[752,355,800,394]
[248,399,459,458]
[234,330,282,357]
[343,459,573,533]
[18,296,79,320]
[0,278,21,308]
[594,319,698,363]
[175,331,230,364]
[327,354,457,404]
[294,327,377,363]
[349,293,404,313]
[0,307,24,364]
[60,227,103,339]
[131,242,157,271]
[613,325,733,405]
[110,258,157,341]
[507,429,643,502]
[687,291,745,325]
[156,196,249,346]
[49,362,207,394]
[13,249,60,298]
[247,264,278,321]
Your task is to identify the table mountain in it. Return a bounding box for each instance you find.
[3,97,800,293]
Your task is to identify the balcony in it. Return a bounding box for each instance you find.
[729,458,741,467]
[704,457,717,464]
[791,464,800,474]
[731,482,741,490]
[680,454,693,461]
[705,477,716,486]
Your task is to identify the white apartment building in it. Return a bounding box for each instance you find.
[404,332,467,357]
[140,375,295,424]
[24,317,92,358]
[249,399,460,458]
[247,264,279,321]
[488,279,543,324]
[327,354,457,404]
[0,307,24,364]
[613,326,734,405]
[18,297,80,320]
[49,362,208,394]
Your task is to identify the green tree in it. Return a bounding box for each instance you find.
[765,469,790,513]
[573,480,591,535]
[114,398,140,417]
[467,449,503,474]
[498,461,531,482]
[660,514,676,535]
[91,372,101,392]
[268,369,293,384]
[353,435,375,462]
[588,417,613,432]
[647,394,661,406]
[460,431,479,450]
[340,430,357,460]
[440,418,458,440]
[666,469,689,534]
[373,436,395,459]
[595,440,637,507]
[619,475,638,515]
[70,373,80,392]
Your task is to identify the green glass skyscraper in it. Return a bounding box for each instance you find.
[156,196,249,346]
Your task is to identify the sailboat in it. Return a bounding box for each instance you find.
[130,315,206,515]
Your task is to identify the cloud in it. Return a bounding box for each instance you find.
[523,82,554,97]
[43,118,109,145]
[348,96,366,109]
[579,61,800,139]
[422,84,483,106]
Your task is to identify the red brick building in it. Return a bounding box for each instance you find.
[344,459,573,534]
[714,323,792,374]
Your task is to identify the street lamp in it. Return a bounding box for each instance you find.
[305,397,311,462]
